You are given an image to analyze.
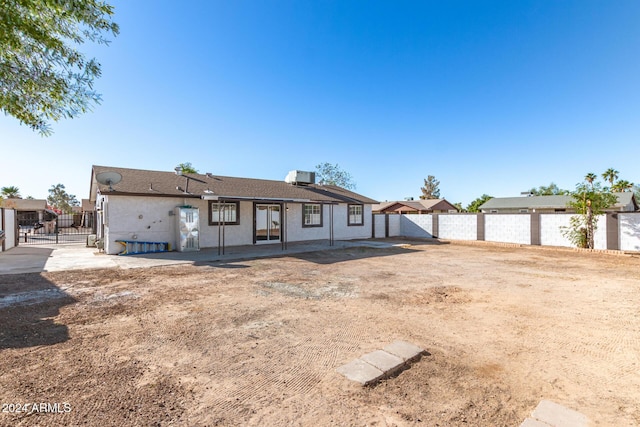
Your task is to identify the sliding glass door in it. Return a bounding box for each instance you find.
[255,204,280,242]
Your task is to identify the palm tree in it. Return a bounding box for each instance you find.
[602,168,619,187]
[1,186,21,198]
[584,173,597,189]
[611,180,633,192]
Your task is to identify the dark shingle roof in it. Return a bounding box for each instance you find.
[91,165,377,204]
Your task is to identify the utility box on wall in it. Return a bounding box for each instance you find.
[175,206,200,252]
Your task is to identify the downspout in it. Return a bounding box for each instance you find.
[217,200,221,255]
[330,204,334,246]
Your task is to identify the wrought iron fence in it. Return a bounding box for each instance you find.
[18,212,96,245]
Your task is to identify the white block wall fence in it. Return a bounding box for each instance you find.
[373,212,640,252]
[0,208,17,252]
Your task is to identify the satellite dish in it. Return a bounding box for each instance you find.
[96,171,122,191]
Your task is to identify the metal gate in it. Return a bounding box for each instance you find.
[18,211,96,245]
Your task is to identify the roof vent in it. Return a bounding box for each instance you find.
[285,170,315,185]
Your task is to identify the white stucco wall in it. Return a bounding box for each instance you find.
[100,196,373,254]
[619,213,640,251]
[484,214,530,245]
[438,214,477,241]
[202,200,255,248]
[102,196,189,254]
[400,214,433,238]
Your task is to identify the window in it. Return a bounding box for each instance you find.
[348,204,364,226]
[209,201,239,225]
[303,203,322,227]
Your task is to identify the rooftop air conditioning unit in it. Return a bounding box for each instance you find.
[285,170,316,185]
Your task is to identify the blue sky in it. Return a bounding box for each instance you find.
[2,0,639,206]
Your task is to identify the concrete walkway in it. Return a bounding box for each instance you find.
[0,239,399,275]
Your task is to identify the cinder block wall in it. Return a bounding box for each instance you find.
[438,215,477,240]
[485,214,531,245]
[382,212,640,251]
[399,214,433,238]
[1,208,17,252]
[619,213,640,251]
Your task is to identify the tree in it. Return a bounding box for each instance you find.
[528,182,568,196]
[177,162,198,174]
[315,162,356,189]
[453,202,464,212]
[466,194,493,213]
[1,186,21,198]
[47,183,79,213]
[563,179,616,249]
[419,175,441,199]
[602,168,619,187]
[584,173,597,189]
[0,1,119,135]
[611,180,633,192]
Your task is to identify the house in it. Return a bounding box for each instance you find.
[479,193,639,214]
[372,199,459,214]
[89,165,378,255]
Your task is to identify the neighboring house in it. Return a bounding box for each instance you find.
[5,199,58,233]
[373,199,459,214]
[90,165,378,255]
[479,193,639,214]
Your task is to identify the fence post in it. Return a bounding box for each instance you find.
[606,213,619,250]
[530,213,541,245]
[55,218,59,244]
[477,213,485,241]
[432,214,439,238]
[385,214,390,238]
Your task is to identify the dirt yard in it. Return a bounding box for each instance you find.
[1,240,639,426]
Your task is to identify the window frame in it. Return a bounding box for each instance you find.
[208,201,240,225]
[302,203,323,228]
[347,204,364,226]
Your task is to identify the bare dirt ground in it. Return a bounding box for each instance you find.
[1,240,639,426]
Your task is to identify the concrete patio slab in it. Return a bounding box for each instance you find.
[0,239,402,275]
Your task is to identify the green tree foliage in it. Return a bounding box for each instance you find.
[563,180,616,249]
[453,202,464,212]
[0,0,119,135]
[419,175,440,199]
[177,162,198,174]
[466,194,492,213]
[611,180,633,192]
[1,185,21,198]
[47,183,79,213]
[315,162,356,189]
[528,182,568,196]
